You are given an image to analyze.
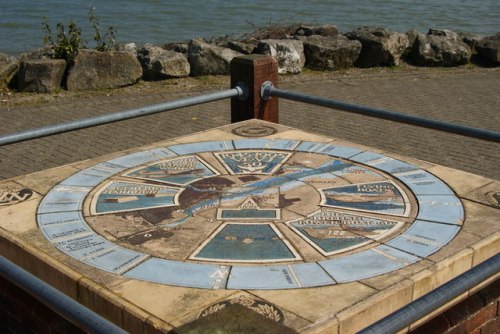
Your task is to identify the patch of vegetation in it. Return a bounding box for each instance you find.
[240,20,301,42]
[42,7,116,62]
[205,18,302,45]
[42,18,82,62]
[88,6,116,52]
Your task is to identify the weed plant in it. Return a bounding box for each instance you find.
[42,7,116,62]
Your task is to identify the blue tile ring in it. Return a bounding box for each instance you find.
[36,139,463,290]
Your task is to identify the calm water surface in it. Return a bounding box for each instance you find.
[1,0,498,55]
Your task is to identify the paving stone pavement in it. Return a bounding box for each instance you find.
[0,67,499,181]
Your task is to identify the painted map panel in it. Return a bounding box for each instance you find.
[192,223,299,262]
[215,150,292,175]
[320,181,409,216]
[125,155,218,186]
[92,181,180,214]
[287,210,403,255]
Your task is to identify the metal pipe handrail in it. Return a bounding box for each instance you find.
[358,253,500,334]
[261,82,500,143]
[0,86,246,146]
[0,256,127,334]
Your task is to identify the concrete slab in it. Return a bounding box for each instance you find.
[0,120,498,333]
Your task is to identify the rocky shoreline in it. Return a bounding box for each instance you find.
[0,25,499,93]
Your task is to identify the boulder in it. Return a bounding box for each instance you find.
[188,39,242,76]
[0,53,18,89]
[295,25,339,37]
[115,43,138,56]
[138,44,190,80]
[224,41,258,55]
[254,39,305,74]
[19,45,53,61]
[345,27,409,67]
[458,32,484,50]
[404,29,420,59]
[410,29,471,66]
[164,42,189,56]
[303,35,362,70]
[67,49,142,91]
[475,33,500,63]
[406,29,419,48]
[17,59,66,93]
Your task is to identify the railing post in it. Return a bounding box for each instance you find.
[230,55,279,123]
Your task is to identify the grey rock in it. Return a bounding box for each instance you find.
[255,39,305,74]
[188,39,242,76]
[295,25,339,37]
[410,29,471,66]
[475,33,500,63]
[18,59,66,93]
[404,29,420,58]
[138,44,190,80]
[164,42,189,55]
[67,49,142,91]
[345,27,409,67]
[303,35,362,70]
[115,43,138,56]
[458,32,484,49]
[19,45,53,61]
[0,52,18,89]
[406,29,419,48]
[224,41,258,55]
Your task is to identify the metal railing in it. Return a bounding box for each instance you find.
[0,256,127,334]
[0,85,247,146]
[358,253,500,333]
[0,86,248,332]
[261,81,500,143]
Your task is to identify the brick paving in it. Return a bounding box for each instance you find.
[0,66,499,180]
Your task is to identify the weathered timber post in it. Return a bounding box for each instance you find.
[230,55,279,123]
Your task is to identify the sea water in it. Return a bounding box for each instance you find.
[1,0,498,56]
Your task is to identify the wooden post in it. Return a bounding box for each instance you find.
[230,55,279,123]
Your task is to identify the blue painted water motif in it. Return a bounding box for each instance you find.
[321,181,406,215]
[194,224,295,261]
[169,157,380,226]
[94,181,179,214]
[252,159,351,184]
[294,224,369,254]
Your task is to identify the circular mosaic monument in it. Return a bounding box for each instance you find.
[36,138,463,290]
